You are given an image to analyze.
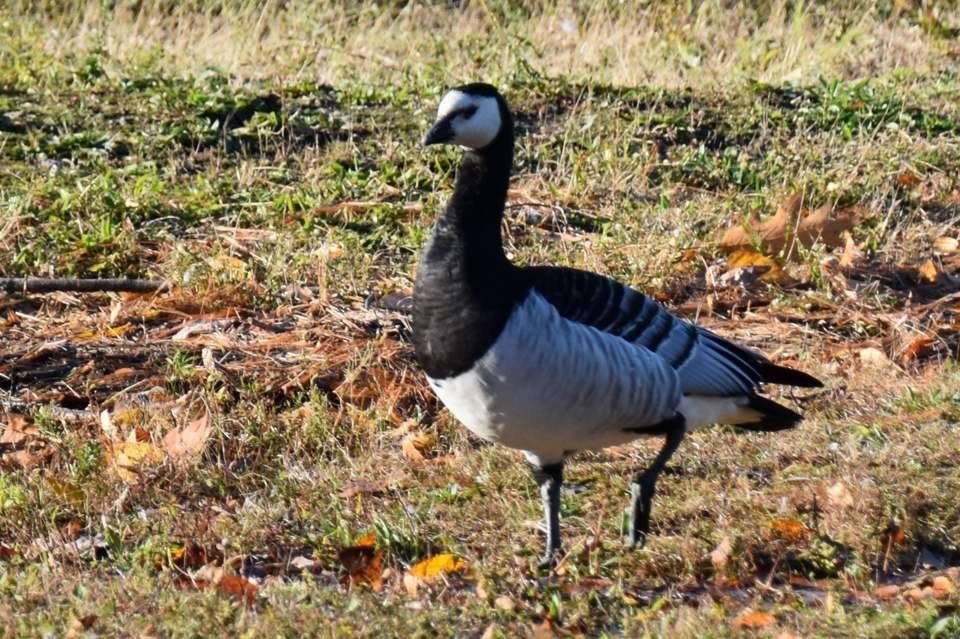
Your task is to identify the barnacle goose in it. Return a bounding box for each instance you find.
[413,83,822,566]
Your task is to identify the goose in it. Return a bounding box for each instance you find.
[413,83,822,566]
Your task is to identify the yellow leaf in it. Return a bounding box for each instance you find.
[45,476,85,505]
[408,553,467,581]
[208,255,248,278]
[107,441,166,482]
[106,323,133,337]
[933,236,958,254]
[918,258,939,283]
[725,250,785,283]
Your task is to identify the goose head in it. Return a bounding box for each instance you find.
[423,83,510,151]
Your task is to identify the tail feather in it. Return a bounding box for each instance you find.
[735,394,804,432]
[758,361,823,388]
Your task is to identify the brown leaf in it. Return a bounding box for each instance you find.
[719,193,869,258]
[874,584,900,600]
[709,537,732,572]
[839,232,860,269]
[826,481,854,510]
[338,535,384,591]
[401,432,436,465]
[918,259,940,283]
[1,413,51,470]
[340,479,386,499]
[162,412,212,461]
[734,610,776,629]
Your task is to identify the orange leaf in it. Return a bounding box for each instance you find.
[874,584,900,600]
[896,171,921,187]
[408,553,467,582]
[725,250,786,283]
[770,518,808,541]
[735,610,776,629]
[918,259,939,283]
[901,336,936,364]
[933,576,955,598]
[216,575,258,607]
[402,432,436,465]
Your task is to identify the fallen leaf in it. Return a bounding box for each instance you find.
[903,587,927,603]
[338,535,384,591]
[719,193,870,259]
[734,610,776,629]
[408,553,467,582]
[106,441,166,482]
[933,236,959,254]
[494,595,516,611]
[901,336,936,364]
[216,575,258,607]
[896,171,921,188]
[724,250,786,284]
[933,575,955,598]
[826,482,854,510]
[918,259,940,283]
[874,584,900,600]
[65,614,98,639]
[859,347,892,368]
[402,432,436,465]
[770,518,808,541]
[403,572,420,596]
[162,412,212,461]
[0,413,51,470]
[839,231,860,268]
[709,537,732,572]
[340,479,386,499]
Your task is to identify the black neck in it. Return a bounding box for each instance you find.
[413,119,528,379]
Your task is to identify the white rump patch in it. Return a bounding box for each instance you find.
[436,90,501,150]
[678,395,763,430]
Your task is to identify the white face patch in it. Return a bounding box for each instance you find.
[435,90,501,150]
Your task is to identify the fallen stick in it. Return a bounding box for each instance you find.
[0,278,170,295]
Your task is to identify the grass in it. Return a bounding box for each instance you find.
[1,1,960,637]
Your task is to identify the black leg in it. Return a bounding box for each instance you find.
[532,462,564,567]
[629,419,685,547]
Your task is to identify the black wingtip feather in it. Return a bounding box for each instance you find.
[758,362,824,388]
[736,395,804,432]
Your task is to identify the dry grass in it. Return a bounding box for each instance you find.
[1,1,960,637]
[11,1,958,87]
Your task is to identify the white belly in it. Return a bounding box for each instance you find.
[427,292,682,465]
